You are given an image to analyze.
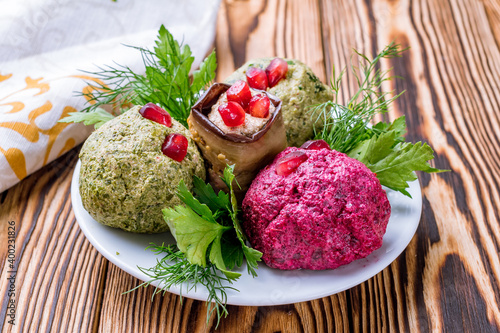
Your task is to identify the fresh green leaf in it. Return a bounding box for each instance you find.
[220,165,262,277]
[346,115,447,197]
[176,180,216,223]
[162,205,230,267]
[59,108,114,129]
[353,140,445,197]
[191,50,217,96]
[70,25,216,128]
[240,245,262,277]
[348,130,400,164]
[192,175,230,216]
[209,234,241,279]
[162,166,261,290]
[221,164,236,189]
[372,115,406,143]
[220,234,244,270]
[313,45,447,191]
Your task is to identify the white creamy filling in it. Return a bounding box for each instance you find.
[208,90,275,136]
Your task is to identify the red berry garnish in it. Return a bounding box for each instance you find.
[246,67,269,90]
[275,151,308,176]
[249,94,270,118]
[161,133,188,162]
[227,80,252,111]
[266,58,288,88]
[218,102,246,127]
[300,140,331,150]
[139,103,172,127]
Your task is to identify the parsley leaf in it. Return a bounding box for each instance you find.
[191,50,217,98]
[62,25,217,128]
[162,205,230,268]
[371,115,407,141]
[191,176,230,220]
[162,166,262,279]
[360,141,442,197]
[176,180,217,223]
[348,130,400,164]
[221,165,262,277]
[220,235,244,270]
[208,234,241,279]
[348,123,445,197]
[58,108,114,129]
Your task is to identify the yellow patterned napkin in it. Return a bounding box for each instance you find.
[0,0,220,193]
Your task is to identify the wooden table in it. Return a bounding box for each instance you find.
[2,0,500,332]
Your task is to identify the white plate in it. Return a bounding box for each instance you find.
[71,160,422,306]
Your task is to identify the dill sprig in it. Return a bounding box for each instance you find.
[312,43,446,197]
[313,42,406,153]
[72,25,216,128]
[129,243,238,328]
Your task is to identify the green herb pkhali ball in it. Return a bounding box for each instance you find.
[79,105,205,233]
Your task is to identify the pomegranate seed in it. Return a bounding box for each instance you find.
[266,58,288,88]
[227,80,252,111]
[139,103,172,127]
[249,94,270,118]
[275,151,308,176]
[162,133,188,162]
[300,140,331,150]
[246,67,269,90]
[218,102,246,127]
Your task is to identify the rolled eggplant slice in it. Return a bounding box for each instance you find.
[188,83,287,196]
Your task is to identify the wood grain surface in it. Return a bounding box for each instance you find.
[1,0,500,332]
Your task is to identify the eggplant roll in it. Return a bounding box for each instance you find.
[225,58,333,147]
[188,83,287,196]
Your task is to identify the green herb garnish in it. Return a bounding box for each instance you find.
[129,244,237,328]
[134,166,262,326]
[313,43,405,153]
[59,107,115,129]
[62,25,216,128]
[313,43,447,197]
[349,137,441,197]
[164,165,262,278]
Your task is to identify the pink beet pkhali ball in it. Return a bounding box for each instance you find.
[242,147,391,270]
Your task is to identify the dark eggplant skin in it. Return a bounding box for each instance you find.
[188,83,287,197]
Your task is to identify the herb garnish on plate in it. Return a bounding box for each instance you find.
[312,43,447,197]
[131,165,261,327]
[61,25,216,128]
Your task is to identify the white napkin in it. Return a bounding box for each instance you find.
[0,0,221,193]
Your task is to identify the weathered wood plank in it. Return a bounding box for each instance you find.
[215,0,326,81]
[0,149,106,333]
[97,264,214,333]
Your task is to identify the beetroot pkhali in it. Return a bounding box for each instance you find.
[242,147,391,270]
